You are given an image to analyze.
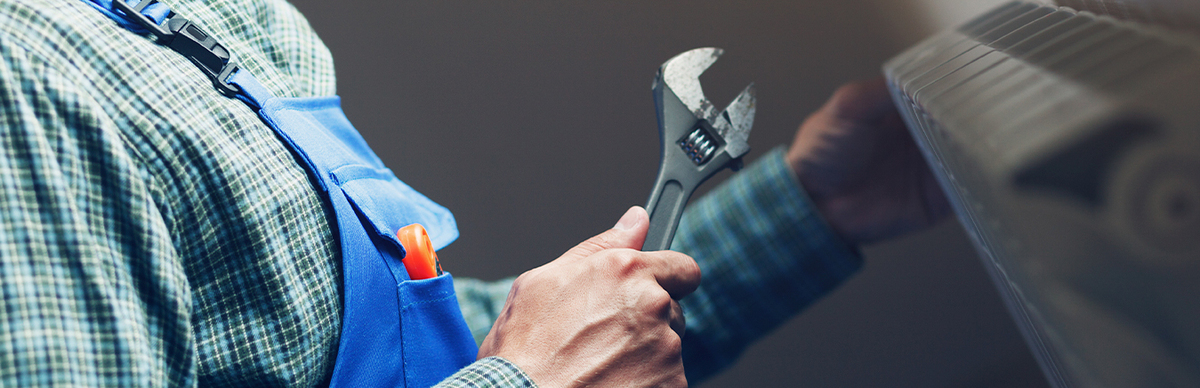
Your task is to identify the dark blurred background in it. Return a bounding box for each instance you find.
[285,0,1051,386]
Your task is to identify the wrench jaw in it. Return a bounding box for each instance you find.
[658,47,724,121]
[653,47,756,170]
[715,84,756,161]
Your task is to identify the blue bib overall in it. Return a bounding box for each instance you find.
[83,1,479,386]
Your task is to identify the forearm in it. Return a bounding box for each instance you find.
[675,146,862,383]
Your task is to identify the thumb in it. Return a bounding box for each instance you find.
[560,206,649,261]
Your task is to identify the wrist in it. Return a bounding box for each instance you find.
[782,150,859,246]
[784,134,844,209]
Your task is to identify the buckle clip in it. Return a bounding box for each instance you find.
[113,0,241,96]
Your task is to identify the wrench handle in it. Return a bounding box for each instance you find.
[644,179,693,252]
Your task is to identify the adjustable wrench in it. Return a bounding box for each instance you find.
[644,48,756,251]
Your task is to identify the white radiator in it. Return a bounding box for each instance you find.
[884,2,1200,386]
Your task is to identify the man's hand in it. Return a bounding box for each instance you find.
[787,78,951,245]
[478,206,700,388]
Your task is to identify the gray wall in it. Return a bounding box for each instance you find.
[285,0,1051,386]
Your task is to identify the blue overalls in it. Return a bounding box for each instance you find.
[82,1,479,386]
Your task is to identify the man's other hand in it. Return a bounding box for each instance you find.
[477,206,700,388]
[787,78,952,246]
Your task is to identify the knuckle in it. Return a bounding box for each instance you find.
[652,286,673,303]
[512,271,532,286]
[652,337,686,388]
[606,249,642,274]
[508,273,532,295]
[512,267,554,291]
[663,330,683,351]
[514,268,540,284]
[644,287,673,312]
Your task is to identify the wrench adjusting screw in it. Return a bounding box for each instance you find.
[679,127,719,165]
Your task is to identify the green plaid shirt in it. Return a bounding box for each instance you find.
[0,0,860,385]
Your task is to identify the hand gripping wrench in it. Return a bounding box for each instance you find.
[644,48,756,251]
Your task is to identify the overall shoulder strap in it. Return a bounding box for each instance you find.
[91,0,249,99]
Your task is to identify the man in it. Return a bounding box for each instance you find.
[0,0,947,386]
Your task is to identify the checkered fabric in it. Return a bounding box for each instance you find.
[436,358,535,388]
[674,148,862,383]
[0,0,861,384]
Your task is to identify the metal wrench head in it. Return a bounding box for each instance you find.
[654,47,756,159]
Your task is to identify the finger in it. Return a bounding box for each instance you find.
[668,300,686,339]
[823,77,894,124]
[640,250,701,300]
[559,206,650,262]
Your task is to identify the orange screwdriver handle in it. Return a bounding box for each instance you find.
[396,223,443,280]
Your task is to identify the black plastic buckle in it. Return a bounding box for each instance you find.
[112,0,241,96]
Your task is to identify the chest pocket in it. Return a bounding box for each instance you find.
[258,94,477,387]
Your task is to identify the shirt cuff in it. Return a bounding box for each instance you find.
[435,357,538,388]
[675,146,862,383]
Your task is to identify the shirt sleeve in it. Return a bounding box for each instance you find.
[0,34,195,386]
[675,146,863,384]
